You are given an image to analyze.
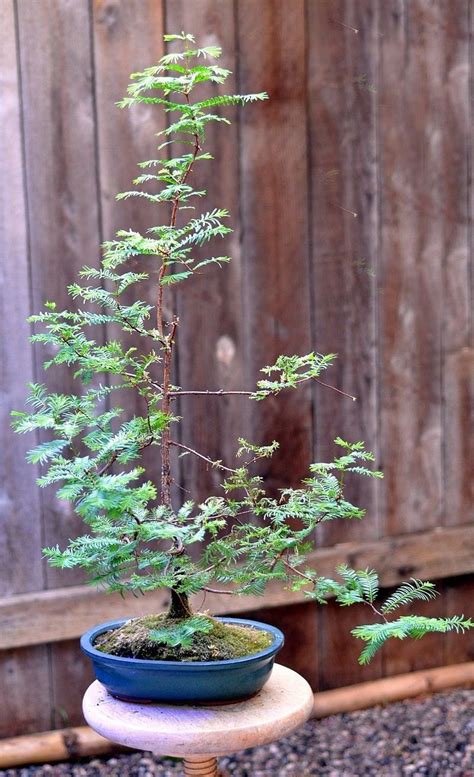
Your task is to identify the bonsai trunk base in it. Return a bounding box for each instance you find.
[168,589,193,620]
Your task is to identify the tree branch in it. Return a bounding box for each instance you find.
[169,440,236,473]
[312,377,357,402]
[169,389,253,397]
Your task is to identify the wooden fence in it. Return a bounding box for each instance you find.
[1,0,473,738]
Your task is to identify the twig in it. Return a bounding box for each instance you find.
[202,587,235,595]
[313,377,357,402]
[169,389,253,397]
[169,440,236,474]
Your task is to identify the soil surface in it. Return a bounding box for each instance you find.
[94,615,272,661]
[1,689,472,776]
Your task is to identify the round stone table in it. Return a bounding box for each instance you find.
[83,663,314,776]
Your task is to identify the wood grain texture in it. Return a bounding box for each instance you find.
[307,0,379,545]
[445,576,474,665]
[4,523,473,652]
[1,0,473,737]
[49,640,95,729]
[83,666,314,756]
[16,0,102,587]
[241,602,319,689]
[307,0,381,686]
[92,0,166,490]
[318,598,381,690]
[0,0,51,738]
[440,1,473,528]
[381,592,446,677]
[378,0,445,535]
[165,0,247,504]
[237,0,313,494]
[15,0,104,735]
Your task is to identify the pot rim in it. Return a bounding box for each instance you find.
[80,616,284,669]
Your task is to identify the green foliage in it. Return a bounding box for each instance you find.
[353,616,474,665]
[149,616,213,649]
[251,353,337,400]
[12,33,472,656]
[381,579,438,614]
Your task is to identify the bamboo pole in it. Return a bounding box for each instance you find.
[311,661,474,718]
[0,662,473,769]
[0,726,130,769]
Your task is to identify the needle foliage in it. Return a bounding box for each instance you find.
[13,33,472,663]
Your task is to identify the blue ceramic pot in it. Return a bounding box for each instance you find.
[80,617,284,703]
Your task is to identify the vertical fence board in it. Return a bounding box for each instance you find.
[16,0,102,587]
[441,1,473,528]
[307,0,382,688]
[1,0,473,738]
[16,0,103,728]
[307,0,379,547]
[318,599,381,689]
[378,0,445,536]
[381,594,446,677]
[445,577,474,664]
[91,0,165,504]
[243,602,319,689]
[237,0,313,492]
[165,0,247,504]
[49,639,95,730]
[0,0,51,737]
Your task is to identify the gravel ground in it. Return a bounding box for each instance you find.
[1,689,472,777]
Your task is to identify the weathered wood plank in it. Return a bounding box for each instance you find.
[49,639,95,729]
[307,0,381,689]
[307,0,379,546]
[0,0,51,738]
[378,0,445,535]
[243,602,319,689]
[441,1,473,527]
[16,0,103,587]
[237,0,313,493]
[16,0,105,734]
[92,0,166,496]
[165,0,247,503]
[2,523,473,651]
[381,593,446,677]
[445,577,474,664]
[319,598,382,690]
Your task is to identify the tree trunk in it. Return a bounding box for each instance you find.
[168,589,193,619]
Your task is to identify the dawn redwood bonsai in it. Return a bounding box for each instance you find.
[13,33,473,667]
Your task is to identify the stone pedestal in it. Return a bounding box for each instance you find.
[83,663,314,776]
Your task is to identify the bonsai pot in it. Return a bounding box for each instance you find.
[81,617,284,704]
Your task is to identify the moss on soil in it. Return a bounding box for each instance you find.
[94,614,273,661]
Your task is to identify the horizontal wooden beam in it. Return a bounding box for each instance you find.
[1,524,474,651]
[1,661,473,768]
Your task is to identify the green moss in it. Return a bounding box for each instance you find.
[94,614,273,661]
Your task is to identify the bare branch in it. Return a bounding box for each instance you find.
[169,440,236,473]
[313,377,357,402]
[169,389,253,397]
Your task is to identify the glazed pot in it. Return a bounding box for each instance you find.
[80,616,284,703]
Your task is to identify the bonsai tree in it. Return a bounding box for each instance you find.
[13,33,472,663]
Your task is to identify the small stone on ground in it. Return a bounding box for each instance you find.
[1,689,472,776]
